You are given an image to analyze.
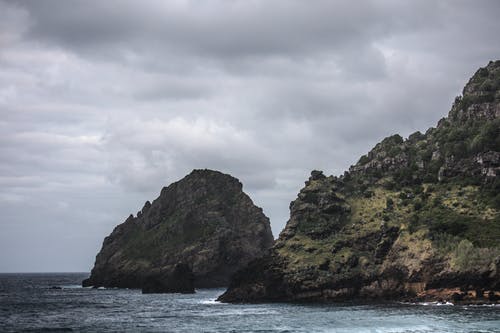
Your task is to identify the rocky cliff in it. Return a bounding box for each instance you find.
[219,61,500,303]
[83,169,274,291]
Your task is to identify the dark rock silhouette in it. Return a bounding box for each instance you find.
[83,169,274,292]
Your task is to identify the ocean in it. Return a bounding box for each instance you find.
[0,273,499,332]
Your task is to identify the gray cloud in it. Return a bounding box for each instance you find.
[18,1,433,56]
[1,0,500,272]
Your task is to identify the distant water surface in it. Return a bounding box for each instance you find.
[1,273,499,332]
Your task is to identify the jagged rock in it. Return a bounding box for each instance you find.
[219,61,500,304]
[83,169,274,292]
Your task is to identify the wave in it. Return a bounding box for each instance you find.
[199,298,225,305]
[61,285,83,289]
[398,301,454,306]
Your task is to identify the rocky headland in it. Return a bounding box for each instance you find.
[218,61,500,304]
[83,169,274,293]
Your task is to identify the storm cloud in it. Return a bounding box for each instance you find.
[1,0,499,272]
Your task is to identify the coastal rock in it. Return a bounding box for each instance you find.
[141,263,195,294]
[219,61,500,304]
[83,169,274,291]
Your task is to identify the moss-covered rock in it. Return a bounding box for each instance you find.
[219,61,500,304]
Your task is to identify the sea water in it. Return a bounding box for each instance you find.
[1,273,499,332]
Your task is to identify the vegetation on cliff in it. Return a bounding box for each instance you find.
[219,61,500,303]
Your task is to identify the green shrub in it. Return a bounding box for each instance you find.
[408,215,420,234]
[420,207,472,238]
[432,197,442,207]
[492,193,500,210]
[423,173,439,183]
[451,239,500,271]
[358,154,370,165]
[476,67,489,78]
[470,119,500,153]
[431,232,461,254]
[387,146,402,158]
[386,197,394,210]
[452,239,475,270]
[420,148,433,163]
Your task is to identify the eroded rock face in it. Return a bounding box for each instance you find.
[83,169,274,291]
[219,61,500,304]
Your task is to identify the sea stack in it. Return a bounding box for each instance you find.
[83,169,274,292]
[219,61,500,303]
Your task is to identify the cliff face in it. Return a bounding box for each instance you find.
[219,61,500,303]
[83,169,274,290]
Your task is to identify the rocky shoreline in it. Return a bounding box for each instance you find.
[404,287,500,305]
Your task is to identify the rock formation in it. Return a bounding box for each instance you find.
[219,60,500,303]
[83,169,274,292]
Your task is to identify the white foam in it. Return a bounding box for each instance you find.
[61,284,83,289]
[419,301,454,306]
[196,308,280,317]
[464,303,500,308]
[199,298,224,305]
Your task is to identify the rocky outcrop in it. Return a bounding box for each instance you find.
[83,169,274,292]
[219,61,500,304]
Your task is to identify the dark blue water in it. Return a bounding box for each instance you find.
[1,273,499,332]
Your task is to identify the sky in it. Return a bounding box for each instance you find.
[1,0,500,272]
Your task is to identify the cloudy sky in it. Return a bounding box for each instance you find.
[1,0,499,272]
